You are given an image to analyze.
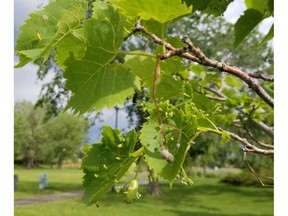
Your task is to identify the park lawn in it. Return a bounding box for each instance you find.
[14,164,144,199]
[14,166,83,199]
[14,178,273,216]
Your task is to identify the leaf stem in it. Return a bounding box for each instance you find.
[130,146,144,158]
[197,126,223,135]
[118,51,157,58]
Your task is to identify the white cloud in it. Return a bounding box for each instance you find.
[224,0,274,35]
[14,63,53,103]
[224,0,246,23]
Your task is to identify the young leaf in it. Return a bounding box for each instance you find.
[124,179,141,203]
[233,9,264,48]
[140,102,197,186]
[109,0,192,23]
[219,130,230,144]
[15,0,87,68]
[81,126,140,206]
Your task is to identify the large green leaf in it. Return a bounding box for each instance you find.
[233,9,264,48]
[234,0,273,47]
[109,0,192,23]
[15,0,86,68]
[125,56,184,101]
[82,126,139,206]
[184,0,233,16]
[245,0,271,14]
[140,101,197,186]
[63,3,140,113]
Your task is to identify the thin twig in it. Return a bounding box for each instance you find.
[243,152,274,187]
[243,123,274,149]
[222,129,274,156]
[203,86,227,101]
[248,72,274,81]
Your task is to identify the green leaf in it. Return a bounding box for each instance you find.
[224,75,243,89]
[124,179,141,203]
[15,0,87,68]
[63,3,140,113]
[183,0,233,16]
[219,130,230,144]
[109,0,192,23]
[233,9,264,48]
[125,56,184,101]
[260,24,274,45]
[202,0,234,16]
[54,32,86,69]
[65,62,140,113]
[245,0,270,13]
[81,126,139,206]
[183,0,211,11]
[140,101,197,186]
[142,20,167,39]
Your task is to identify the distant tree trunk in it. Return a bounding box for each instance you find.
[57,159,63,169]
[148,168,161,196]
[26,157,34,168]
[202,164,207,177]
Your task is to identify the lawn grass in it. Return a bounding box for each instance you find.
[14,177,273,216]
[14,166,83,199]
[14,164,145,199]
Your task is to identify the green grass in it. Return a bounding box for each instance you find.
[14,177,273,216]
[14,164,145,199]
[14,166,83,199]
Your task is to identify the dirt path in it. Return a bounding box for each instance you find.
[14,190,83,206]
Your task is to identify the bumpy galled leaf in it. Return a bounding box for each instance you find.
[63,3,140,113]
[109,0,192,23]
[140,101,197,186]
[15,0,86,68]
[81,126,139,205]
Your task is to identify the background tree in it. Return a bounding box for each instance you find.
[14,101,46,168]
[41,113,89,169]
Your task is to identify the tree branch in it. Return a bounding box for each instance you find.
[249,119,274,138]
[243,124,274,149]
[181,36,274,108]
[248,72,274,81]
[132,21,274,108]
[223,130,274,156]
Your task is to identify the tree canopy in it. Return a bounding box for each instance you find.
[15,0,274,206]
[14,101,88,168]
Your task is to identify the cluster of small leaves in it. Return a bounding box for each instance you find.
[140,99,198,187]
